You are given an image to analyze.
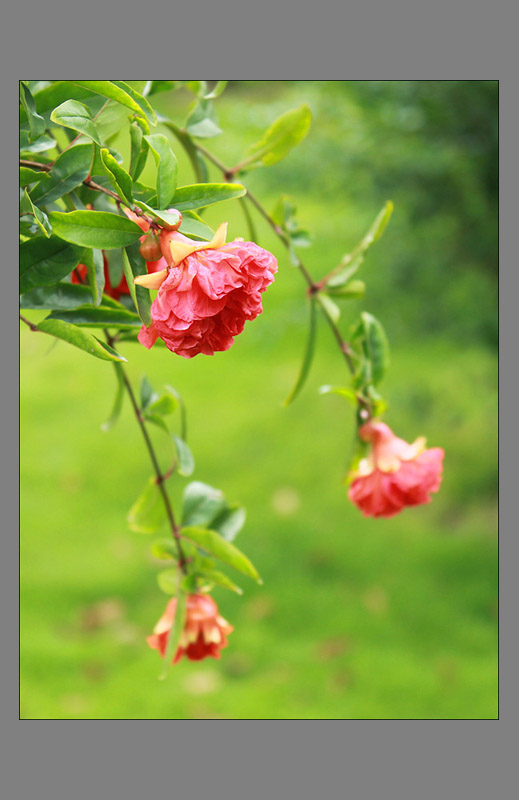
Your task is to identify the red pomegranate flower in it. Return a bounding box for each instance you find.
[134,223,278,358]
[348,420,444,518]
[147,593,233,664]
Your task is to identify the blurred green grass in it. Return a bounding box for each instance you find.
[20,81,497,719]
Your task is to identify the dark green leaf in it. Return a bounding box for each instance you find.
[99,148,133,204]
[101,362,125,432]
[129,122,149,181]
[245,104,312,168]
[127,476,165,533]
[20,282,122,311]
[30,143,93,206]
[20,167,49,187]
[20,133,57,154]
[20,82,45,141]
[186,99,222,138]
[178,215,214,241]
[181,526,261,583]
[36,318,127,362]
[81,247,105,305]
[181,482,226,528]
[360,311,390,386]
[49,210,142,249]
[144,134,178,209]
[20,236,83,293]
[20,189,51,237]
[123,242,152,327]
[50,100,102,145]
[172,182,246,212]
[173,435,195,477]
[283,296,318,406]
[47,306,141,329]
[210,505,246,543]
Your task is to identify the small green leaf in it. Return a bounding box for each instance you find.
[151,538,178,561]
[140,376,157,410]
[210,505,246,543]
[20,167,50,187]
[181,526,261,583]
[186,99,222,138]
[283,296,318,406]
[30,144,93,206]
[20,189,51,237]
[123,243,152,327]
[79,247,105,306]
[100,148,133,204]
[204,81,228,99]
[101,362,125,432]
[173,435,195,477]
[133,202,180,229]
[50,100,102,145]
[327,279,366,299]
[172,183,246,211]
[71,81,156,124]
[129,122,149,181]
[127,476,165,533]
[197,568,242,595]
[319,385,358,405]
[20,82,45,141]
[47,306,141,329]
[157,568,178,595]
[181,482,227,528]
[49,210,142,249]
[317,292,341,324]
[36,318,127,363]
[178,215,214,241]
[244,104,312,168]
[20,236,83,293]
[146,394,178,417]
[144,134,178,209]
[360,312,390,386]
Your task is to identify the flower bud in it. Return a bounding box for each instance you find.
[162,209,183,231]
[139,232,163,262]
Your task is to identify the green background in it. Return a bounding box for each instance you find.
[20,81,498,719]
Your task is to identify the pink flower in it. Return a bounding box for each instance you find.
[136,225,278,358]
[147,594,233,664]
[348,420,444,518]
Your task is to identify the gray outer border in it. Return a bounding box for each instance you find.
[4,0,514,797]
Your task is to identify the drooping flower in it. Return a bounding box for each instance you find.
[147,593,234,664]
[348,420,444,518]
[134,223,278,358]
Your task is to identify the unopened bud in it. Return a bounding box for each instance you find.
[139,233,163,261]
[162,209,183,232]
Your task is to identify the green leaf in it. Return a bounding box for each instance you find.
[20,283,98,310]
[127,476,165,533]
[20,189,51,237]
[49,210,142,249]
[144,134,178,209]
[204,81,228,99]
[319,385,358,405]
[20,236,83,293]
[326,279,366,299]
[317,292,341,324]
[50,100,102,145]
[157,569,178,595]
[19,133,57,154]
[163,121,209,183]
[30,143,93,206]
[99,148,133,204]
[210,505,246,543]
[245,104,312,168]
[151,538,178,561]
[181,526,261,583]
[178,214,214,241]
[283,296,318,406]
[181,482,227,528]
[197,568,242,595]
[101,363,125,432]
[110,80,157,125]
[140,376,157,410]
[146,394,178,418]
[173,435,195,477]
[20,82,45,141]
[326,201,394,288]
[20,167,50,187]
[133,202,180,229]
[47,306,141,329]
[123,243,152,327]
[360,311,390,386]
[145,81,180,97]
[172,183,246,212]
[186,99,222,138]
[71,81,156,124]
[129,122,149,181]
[36,318,127,362]
[160,587,186,680]
[81,247,106,306]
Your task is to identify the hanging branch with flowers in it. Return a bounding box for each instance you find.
[20,80,444,676]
